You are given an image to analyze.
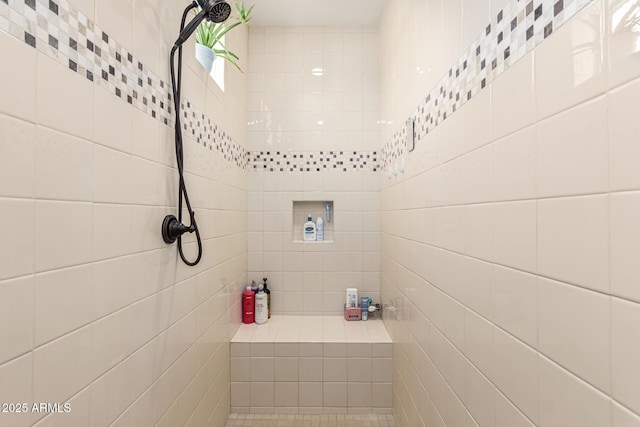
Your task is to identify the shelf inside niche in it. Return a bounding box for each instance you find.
[292,200,334,243]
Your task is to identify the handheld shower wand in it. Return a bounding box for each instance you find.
[161,0,231,266]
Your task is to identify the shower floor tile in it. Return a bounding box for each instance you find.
[225,413,396,427]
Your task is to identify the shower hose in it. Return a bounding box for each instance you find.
[167,3,204,266]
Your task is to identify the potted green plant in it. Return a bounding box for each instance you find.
[195,2,254,73]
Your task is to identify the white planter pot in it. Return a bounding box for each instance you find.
[195,44,216,73]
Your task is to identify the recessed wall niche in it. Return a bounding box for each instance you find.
[292,201,334,243]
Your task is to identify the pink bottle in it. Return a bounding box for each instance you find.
[242,286,255,324]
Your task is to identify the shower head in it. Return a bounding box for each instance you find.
[174,0,232,48]
[203,0,232,23]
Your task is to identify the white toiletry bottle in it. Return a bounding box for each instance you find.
[316,217,324,241]
[303,215,316,241]
[255,284,268,324]
[346,288,358,308]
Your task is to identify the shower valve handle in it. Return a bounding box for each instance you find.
[161,214,194,244]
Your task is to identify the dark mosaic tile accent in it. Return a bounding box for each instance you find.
[544,22,553,37]
[526,25,534,40]
[0,0,595,173]
[526,1,534,15]
[24,32,35,47]
[535,5,543,19]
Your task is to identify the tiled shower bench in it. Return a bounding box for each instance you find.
[230,315,393,415]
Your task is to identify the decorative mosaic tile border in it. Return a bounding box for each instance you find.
[250,150,379,172]
[381,0,595,170]
[0,0,249,169]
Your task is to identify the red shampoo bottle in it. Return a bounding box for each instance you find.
[242,285,255,324]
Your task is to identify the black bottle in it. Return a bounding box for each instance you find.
[262,277,271,318]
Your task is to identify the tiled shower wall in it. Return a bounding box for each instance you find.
[247,26,381,315]
[0,0,248,426]
[380,0,640,426]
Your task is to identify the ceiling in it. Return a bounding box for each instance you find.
[247,0,387,26]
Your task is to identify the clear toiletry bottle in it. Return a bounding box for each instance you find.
[303,215,317,241]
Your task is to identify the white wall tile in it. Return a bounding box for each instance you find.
[535,2,606,119]
[35,127,94,202]
[492,265,538,347]
[537,97,608,197]
[0,199,34,280]
[492,52,535,139]
[607,0,640,88]
[539,356,613,427]
[37,55,94,141]
[612,297,640,415]
[492,201,537,273]
[609,78,640,191]
[491,126,536,201]
[33,326,93,404]
[611,192,640,302]
[538,277,611,393]
[34,201,93,272]
[34,266,92,347]
[0,277,33,365]
[491,328,539,424]
[613,402,640,427]
[0,32,37,122]
[94,87,133,153]
[0,354,32,427]
[0,115,35,198]
[465,362,495,427]
[495,391,535,427]
[537,195,609,293]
